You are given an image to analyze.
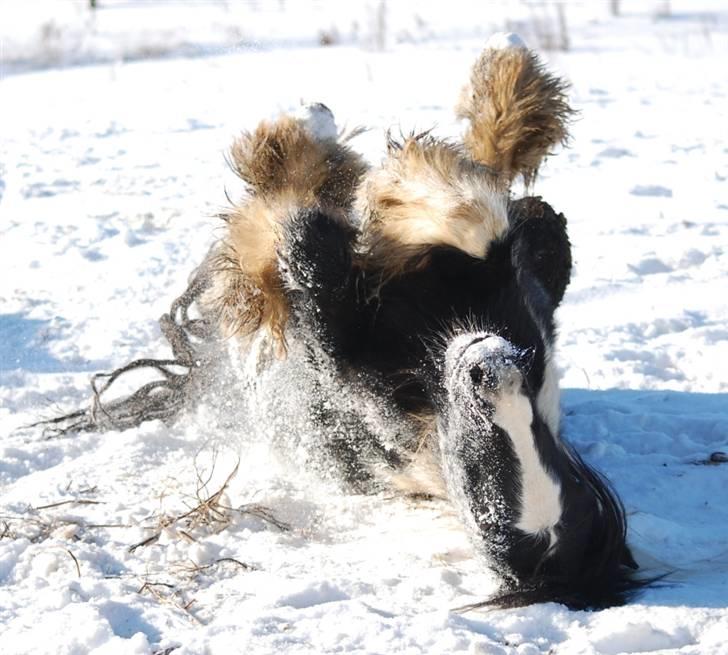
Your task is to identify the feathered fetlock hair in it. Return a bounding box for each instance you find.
[456,33,574,188]
[202,105,367,350]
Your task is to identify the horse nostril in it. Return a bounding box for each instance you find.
[469,365,484,386]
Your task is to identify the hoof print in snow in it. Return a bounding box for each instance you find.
[630,185,673,198]
[628,257,672,275]
[597,147,633,159]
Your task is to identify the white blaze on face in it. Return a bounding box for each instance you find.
[537,342,562,436]
[485,31,527,52]
[493,388,562,542]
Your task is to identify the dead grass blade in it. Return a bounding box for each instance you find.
[138,581,202,624]
[35,499,104,511]
[173,557,256,579]
[65,548,81,577]
[224,502,291,532]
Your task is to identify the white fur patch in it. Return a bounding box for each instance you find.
[485,32,527,51]
[537,342,561,436]
[393,182,506,259]
[493,389,562,539]
[294,102,337,141]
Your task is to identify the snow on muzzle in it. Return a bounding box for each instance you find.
[439,332,562,584]
[444,333,525,403]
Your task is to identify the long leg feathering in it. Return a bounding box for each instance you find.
[456,33,574,188]
[206,104,368,348]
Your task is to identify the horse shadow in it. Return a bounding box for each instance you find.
[562,387,728,609]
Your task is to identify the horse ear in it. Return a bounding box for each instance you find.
[622,545,640,570]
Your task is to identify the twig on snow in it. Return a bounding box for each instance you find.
[64,548,81,577]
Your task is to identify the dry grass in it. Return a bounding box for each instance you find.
[0,504,129,544]
[1,453,290,633]
[128,458,290,554]
[0,450,288,546]
[138,580,201,624]
[171,557,255,581]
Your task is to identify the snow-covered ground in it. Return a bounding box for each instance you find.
[2,2,728,654]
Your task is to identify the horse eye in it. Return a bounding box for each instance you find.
[469,365,483,385]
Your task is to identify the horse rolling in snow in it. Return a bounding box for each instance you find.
[49,34,643,609]
[200,33,642,609]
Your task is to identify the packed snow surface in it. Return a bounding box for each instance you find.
[1,2,728,654]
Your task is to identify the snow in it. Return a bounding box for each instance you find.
[294,102,338,142]
[485,32,527,51]
[2,1,728,654]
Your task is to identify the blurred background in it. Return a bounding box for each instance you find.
[2,0,726,75]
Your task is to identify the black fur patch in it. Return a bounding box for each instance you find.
[279,197,643,610]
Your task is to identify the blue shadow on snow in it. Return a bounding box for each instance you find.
[0,312,100,373]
